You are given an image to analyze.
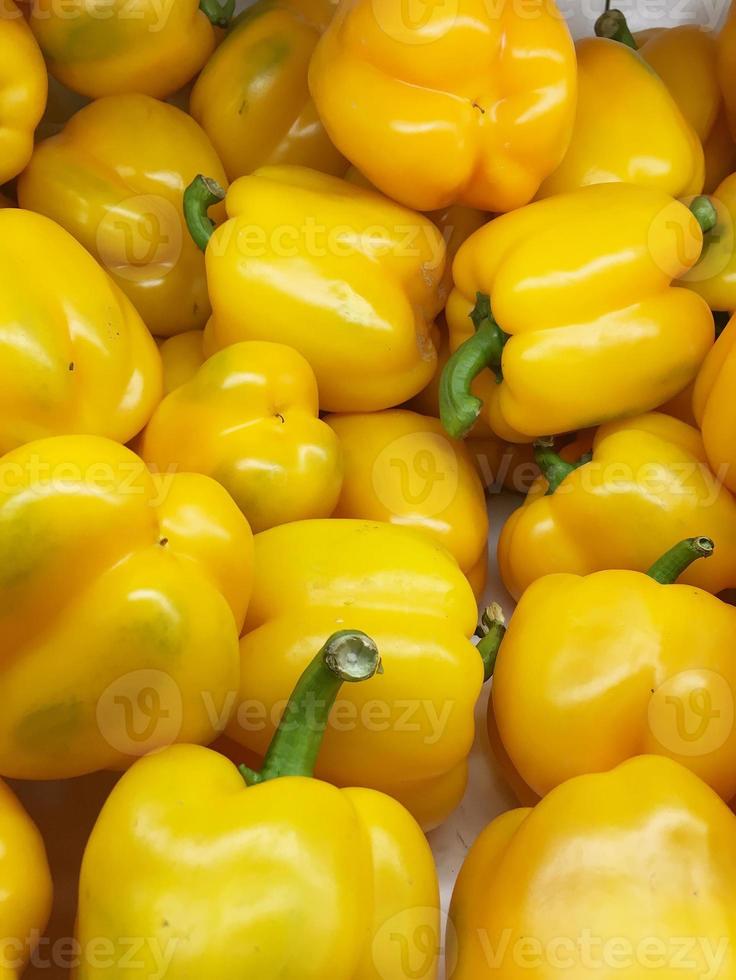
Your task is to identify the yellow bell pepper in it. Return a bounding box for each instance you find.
[492,536,736,804]
[0,434,253,780]
[449,755,736,979]
[719,1,736,140]
[141,340,343,533]
[0,0,47,185]
[27,0,233,100]
[76,632,441,980]
[226,518,490,830]
[0,209,162,452]
[694,314,736,493]
[308,0,576,212]
[185,167,446,412]
[190,0,345,181]
[537,21,704,199]
[326,409,488,594]
[441,183,715,442]
[0,778,52,977]
[159,330,206,394]
[498,412,736,600]
[18,94,227,339]
[681,173,736,313]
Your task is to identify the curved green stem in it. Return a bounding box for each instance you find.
[690,195,718,235]
[440,293,508,440]
[184,174,226,252]
[594,7,637,48]
[534,438,593,495]
[199,0,235,28]
[475,604,506,682]
[646,537,714,585]
[240,631,382,785]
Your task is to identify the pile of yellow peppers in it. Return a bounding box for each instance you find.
[6,0,736,975]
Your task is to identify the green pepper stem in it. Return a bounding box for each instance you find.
[240,631,382,785]
[594,7,637,48]
[183,174,226,252]
[534,438,593,495]
[646,537,715,584]
[475,603,506,682]
[440,292,508,440]
[199,0,235,28]
[690,196,718,235]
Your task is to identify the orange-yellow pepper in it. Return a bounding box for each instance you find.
[492,535,736,803]
[185,167,446,412]
[0,209,162,452]
[326,409,488,594]
[76,632,441,980]
[27,0,233,100]
[498,412,736,599]
[0,0,47,185]
[694,313,736,492]
[18,94,227,338]
[0,434,253,780]
[308,0,577,212]
[449,756,736,979]
[191,0,345,182]
[718,0,736,140]
[140,341,343,533]
[442,183,715,442]
[0,778,52,976]
[538,29,703,199]
[226,518,489,830]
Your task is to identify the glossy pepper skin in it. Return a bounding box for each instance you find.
[188,167,446,413]
[498,413,736,600]
[442,184,715,442]
[191,0,345,182]
[694,314,736,492]
[326,410,488,595]
[0,434,253,780]
[18,95,227,339]
[0,0,46,185]
[76,633,441,980]
[0,209,162,453]
[449,756,736,979]
[493,536,736,802]
[719,2,736,141]
[0,778,52,977]
[537,37,704,199]
[308,0,576,212]
[27,0,233,100]
[158,331,205,394]
[226,519,487,830]
[141,341,343,533]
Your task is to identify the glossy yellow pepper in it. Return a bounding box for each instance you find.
[158,330,206,394]
[226,518,490,830]
[186,167,446,412]
[326,409,488,594]
[18,94,227,338]
[492,536,736,804]
[0,434,253,780]
[537,30,704,199]
[0,209,162,452]
[0,0,46,184]
[0,778,52,977]
[694,314,736,493]
[76,632,441,980]
[718,1,736,140]
[191,0,345,181]
[27,0,233,100]
[498,413,736,600]
[308,0,576,212]
[449,756,736,979]
[681,173,736,313]
[441,183,715,442]
[141,341,343,533]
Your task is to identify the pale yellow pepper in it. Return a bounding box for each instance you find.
[0,0,47,184]
[0,209,162,452]
[18,94,228,338]
[141,341,343,533]
[191,0,345,181]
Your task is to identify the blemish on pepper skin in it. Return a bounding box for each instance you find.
[68,362,75,372]
[159,537,169,547]
[275,413,285,424]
